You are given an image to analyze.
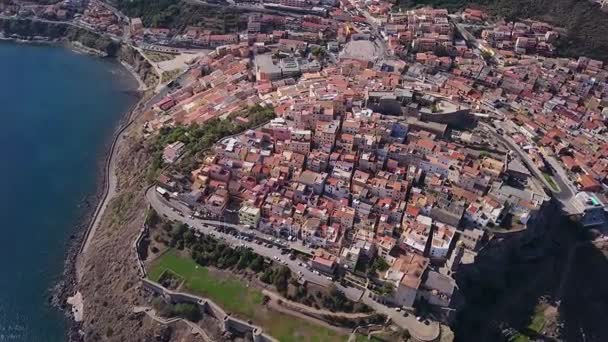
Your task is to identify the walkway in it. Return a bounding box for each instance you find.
[262,289,375,319]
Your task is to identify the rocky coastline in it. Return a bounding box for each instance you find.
[0,16,159,342]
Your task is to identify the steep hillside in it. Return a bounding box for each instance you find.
[113,0,243,33]
[402,0,608,61]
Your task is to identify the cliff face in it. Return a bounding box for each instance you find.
[0,18,159,88]
[0,18,120,56]
[117,45,159,88]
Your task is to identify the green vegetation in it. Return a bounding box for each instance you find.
[311,46,327,60]
[0,18,120,56]
[115,0,241,32]
[147,105,275,179]
[542,173,559,191]
[161,68,181,83]
[355,333,400,342]
[151,297,202,321]
[376,282,395,296]
[509,304,546,341]
[108,192,135,227]
[150,249,264,317]
[260,265,292,295]
[267,321,346,342]
[145,208,161,227]
[144,51,176,63]
[398,0,608,62]
[149,250,347,341]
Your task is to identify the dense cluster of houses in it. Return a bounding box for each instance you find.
[143,0,608,324]
[151,41,556,321]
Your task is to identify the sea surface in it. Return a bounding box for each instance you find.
[0,41,139,341]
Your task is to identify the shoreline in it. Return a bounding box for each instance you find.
[30,44,150,341]
[52,87,146,342]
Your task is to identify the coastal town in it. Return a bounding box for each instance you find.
[3,0,608,341]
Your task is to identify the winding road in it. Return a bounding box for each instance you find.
[145,187,441,341]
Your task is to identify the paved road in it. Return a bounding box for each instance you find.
[480,122,579,214]
[359,293,441,342]
[146,188,343,285]
[450,18,499,65]
[146,188,441,340]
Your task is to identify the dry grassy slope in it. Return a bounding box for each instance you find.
[77,115,200,341]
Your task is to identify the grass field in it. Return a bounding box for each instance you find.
[149,249,263,317]
[149,249,347,342]
[509,305,546,342]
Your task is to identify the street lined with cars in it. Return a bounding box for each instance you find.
[146,186,441,341]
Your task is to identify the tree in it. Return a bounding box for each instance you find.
[249,255,264,272]
[145,209,160,226]
[183,230,195,247]
[173,303,202,321]
[378,282,395,296]
[372,256,390,272]
[237,254,250,270]
[311,46,327,61]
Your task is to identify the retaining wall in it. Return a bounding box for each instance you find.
[141,278,278,342]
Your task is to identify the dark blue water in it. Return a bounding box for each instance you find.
[0,42,139,341]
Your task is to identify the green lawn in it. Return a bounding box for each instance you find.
[509,305,546,342]
[527,306,546,334]
[149,249,263,317]
[148,249,347,342]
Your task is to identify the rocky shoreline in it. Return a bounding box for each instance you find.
[0,20,157,342]
[49,78,144,342]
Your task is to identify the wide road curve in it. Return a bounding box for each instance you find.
[145,187,441,341]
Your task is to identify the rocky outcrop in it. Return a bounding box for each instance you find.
[0,18,120,56]
[0,17,159,88]
[117,45,159,88]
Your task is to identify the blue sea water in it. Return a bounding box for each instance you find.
[0,41,139,341]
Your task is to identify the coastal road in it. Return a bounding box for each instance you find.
[146,188,442,341]
[146,187,316,259]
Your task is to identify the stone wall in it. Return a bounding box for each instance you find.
[141,278,278,342]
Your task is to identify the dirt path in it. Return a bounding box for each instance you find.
[265,298,352,335]
[262,289,374,319]
[133,306,213,341]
